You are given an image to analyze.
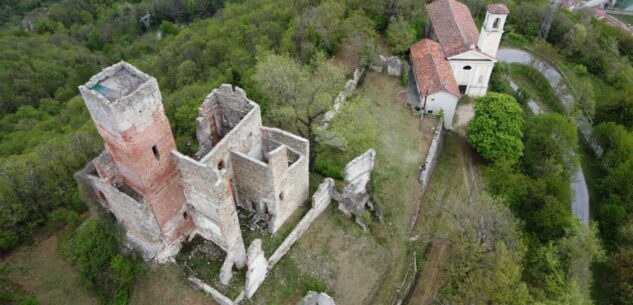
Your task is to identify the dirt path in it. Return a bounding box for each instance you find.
[407,133,480,305]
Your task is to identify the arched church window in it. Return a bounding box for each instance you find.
[493,18,500,29]
[463,66,472,70]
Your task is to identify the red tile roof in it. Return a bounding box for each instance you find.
[487,4,509,15]
[410,39,460,97]
[426,0,480,57]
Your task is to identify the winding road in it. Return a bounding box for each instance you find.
[497,48,590,225]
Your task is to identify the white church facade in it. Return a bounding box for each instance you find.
[410,0,508,128]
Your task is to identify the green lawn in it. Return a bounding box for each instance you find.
[4,232,217,305]
[249,71,436,305]
[507,63,565,114]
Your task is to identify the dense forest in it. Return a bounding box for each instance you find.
[0,0,632,304]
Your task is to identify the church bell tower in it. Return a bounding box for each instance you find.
[477,4,509,57]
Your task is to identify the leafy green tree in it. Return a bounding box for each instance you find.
[467,93,524,164]
[606,245,633,305]
[522,113,577,178]
[253,52,345,169]
[386,17,416,54]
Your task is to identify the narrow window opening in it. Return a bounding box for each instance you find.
[183,212,188,220]
[152,145,160,160]
[463,65,472,70]
[218,160,225,170]
[96,190,108,206]
[427,110,433,114]
[279,192,284,201]
[493,18,500,29]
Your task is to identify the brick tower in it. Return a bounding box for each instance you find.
[79,62,192,243]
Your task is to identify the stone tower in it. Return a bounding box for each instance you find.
[78,62,192,244]
[477,4,509,57]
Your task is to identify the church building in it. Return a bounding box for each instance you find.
[410,0,509,128]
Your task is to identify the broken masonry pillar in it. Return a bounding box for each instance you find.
[334,149,377,230]
[245,239,268,298]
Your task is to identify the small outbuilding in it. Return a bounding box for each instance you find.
[410,39,460,129]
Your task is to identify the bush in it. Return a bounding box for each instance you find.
[68,219,140,305]
[0,231,18,253]
[467,93,524,164]
[47,208,81,231]
[386,17,416,54]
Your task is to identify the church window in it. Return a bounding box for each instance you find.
[493,18,500,29]
[463,65,472,70]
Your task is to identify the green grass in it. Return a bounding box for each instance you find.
[508,63,566,114]
[610,14,633,25]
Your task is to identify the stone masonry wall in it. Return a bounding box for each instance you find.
[199,88,263,175]
[419,119,444,193]
[268,178,334,268]
[75,161,173,261]
[172,151,247,268]
[230,151,276,214]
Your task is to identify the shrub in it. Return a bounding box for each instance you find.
[68,219,140,305]
[47,208,81,231]
[386,17,416,54]
[467,93,524,164]
[0,231,18,253]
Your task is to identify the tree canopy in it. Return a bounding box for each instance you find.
[467,93,525,164]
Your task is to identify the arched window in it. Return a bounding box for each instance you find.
[218,160,225,170]
[463,65,472,70]
[493,18,500,29]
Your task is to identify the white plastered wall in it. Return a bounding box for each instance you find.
[421,91,459,129]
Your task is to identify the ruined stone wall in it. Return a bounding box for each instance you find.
[261,128,310,233]
[75,160,173,261]
[198,88,263,175]
[419,119,444,193]
[245,239,268,298]
[268,178,334,268]
[322,68,364,126]
[173,151,247,267]
[230,151,276,213]
[260,127,309,157]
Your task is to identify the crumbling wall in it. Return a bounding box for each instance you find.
[198,86,263,173]
[189,276,236,305]
[419,119,444,193]
[268,178,334,268]
[230,150,276,223]
[173,150,247,275]
[322,68,365,126]
[245,239,268,298]
[298,292,337,305]
[196,85,258,157]
[260,128,310,232]
[75,160,173,261]
[335,149,376,230]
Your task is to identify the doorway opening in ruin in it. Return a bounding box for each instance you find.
[218,160,225,170]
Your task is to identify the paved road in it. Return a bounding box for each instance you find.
[498,49,590,225]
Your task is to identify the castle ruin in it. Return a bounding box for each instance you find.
[75,62,309,283]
